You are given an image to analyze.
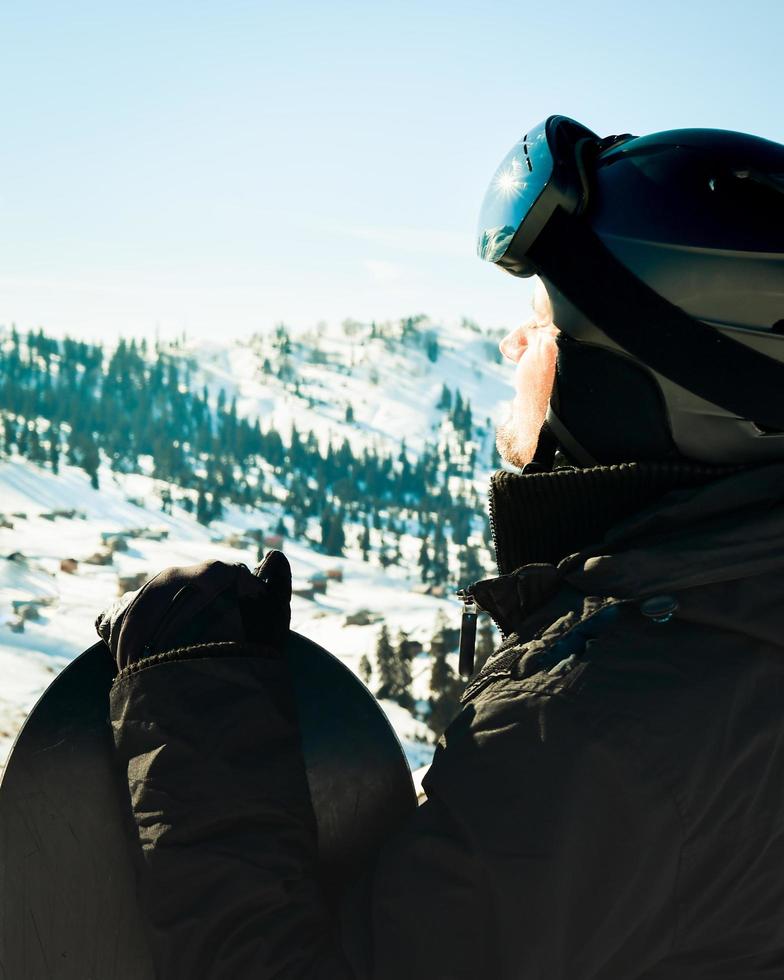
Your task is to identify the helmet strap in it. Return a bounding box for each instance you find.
[543,407,599,467]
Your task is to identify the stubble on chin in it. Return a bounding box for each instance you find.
[495,414,541,470]
[495,329,558,470]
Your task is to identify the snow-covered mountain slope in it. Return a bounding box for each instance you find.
[0,317,512,776]
[0,458,447,769]
[190,316,511,457]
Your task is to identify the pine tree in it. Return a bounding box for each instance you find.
[292,510,307,539]
[360,521,371,562]
[451,510,471,547]
[436,383,452,411]
[196,486,210,525]
[418,538,431,583]
[320,506,333,550]
[451,389,464,429]
[428,613,463,737]
[2,417,15,456]
[358,654,372,686]
[207,488,223,523]
[17,422,28,456]
[48,424,60,474]
[428,520,450,586]
[321,507,345,556]
[378,535,393,569]
[393,629,414,707]
[373,624,413,706]
[28,424,44,465]
[326,513,346,556]
[374,624,397,699]
[81,432,100,489]
[458,544,486,589]
[463,399,473,439]
[474,614,496,674]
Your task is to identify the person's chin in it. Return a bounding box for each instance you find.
[496,383,553,470]
[495,417,537,470]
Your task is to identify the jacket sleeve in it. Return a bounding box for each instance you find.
[110,646,356,979]
[110,648,681,980]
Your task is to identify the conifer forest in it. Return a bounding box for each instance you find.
[0,317,507,743]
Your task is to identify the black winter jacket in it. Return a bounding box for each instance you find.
[110,463,784,979]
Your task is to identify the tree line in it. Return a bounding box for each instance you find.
[0,326,496,591]
[360,611,496,738]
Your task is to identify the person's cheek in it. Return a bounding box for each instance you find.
[514,330,558,411]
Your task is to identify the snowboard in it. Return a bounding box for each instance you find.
[0,631,416,980]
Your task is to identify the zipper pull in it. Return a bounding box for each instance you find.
[457,590,478,679]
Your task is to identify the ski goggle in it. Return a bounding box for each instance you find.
[477,115,611,278]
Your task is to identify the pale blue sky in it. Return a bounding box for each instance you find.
[1,0,781,339]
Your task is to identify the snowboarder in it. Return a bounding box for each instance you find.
[100,116,784,977]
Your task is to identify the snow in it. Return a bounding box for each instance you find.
[0,643,63,769]
[0,320,506,778]
[0,457,458,776]
[190,318,511,461]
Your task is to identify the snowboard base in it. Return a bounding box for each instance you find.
[0,632,415,979]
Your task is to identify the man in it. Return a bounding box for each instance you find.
[101,117,784,978]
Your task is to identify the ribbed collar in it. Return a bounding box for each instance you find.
[472,461,742,638]
[488,461,737,576]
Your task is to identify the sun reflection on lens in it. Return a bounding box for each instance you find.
[494,160,524,198]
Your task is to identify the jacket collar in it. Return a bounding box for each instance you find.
[475,462,784,645]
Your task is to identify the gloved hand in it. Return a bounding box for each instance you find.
[96,551,292,672]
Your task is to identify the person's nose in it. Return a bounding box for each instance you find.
[499,326,528,364]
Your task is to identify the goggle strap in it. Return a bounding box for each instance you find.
[528,208,784,433]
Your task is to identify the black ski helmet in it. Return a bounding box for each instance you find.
[477,118,784,466]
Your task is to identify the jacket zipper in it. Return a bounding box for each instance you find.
[454,474,510,678]
[456,583,513,677]
[456,590,478,678]
[487,473,509,577]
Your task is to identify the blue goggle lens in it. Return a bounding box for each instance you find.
[476,119,554,264]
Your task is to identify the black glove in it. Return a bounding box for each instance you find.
[96,551,292,671]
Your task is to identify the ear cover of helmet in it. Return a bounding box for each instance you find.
[551,337,677,465]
